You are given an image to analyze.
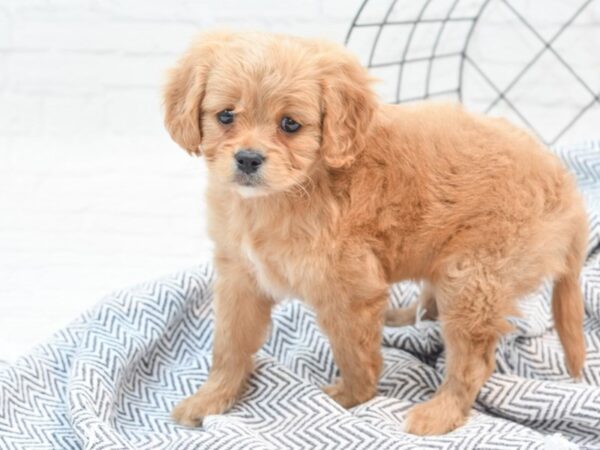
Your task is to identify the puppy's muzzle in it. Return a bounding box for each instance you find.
[235,150,264,175]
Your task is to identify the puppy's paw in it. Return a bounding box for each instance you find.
[322,381,372,408]
[404,396,466,435]
[171,387,236,427]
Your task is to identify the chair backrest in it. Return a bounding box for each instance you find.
[345,0,600,146]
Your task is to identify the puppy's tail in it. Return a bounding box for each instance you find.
[552,219,587,378]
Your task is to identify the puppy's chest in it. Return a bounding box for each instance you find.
[240,239,305,301]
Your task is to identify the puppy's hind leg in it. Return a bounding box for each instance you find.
[405,265,513,435]
[385,281,438,327]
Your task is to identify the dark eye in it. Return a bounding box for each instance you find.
[217,109,234,125]
[280,116,301,133]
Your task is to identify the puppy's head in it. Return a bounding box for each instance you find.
[163,31,376,198]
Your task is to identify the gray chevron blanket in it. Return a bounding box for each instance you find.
[1,141,600,450]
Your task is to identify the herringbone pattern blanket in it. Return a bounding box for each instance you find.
[1,142,599,449]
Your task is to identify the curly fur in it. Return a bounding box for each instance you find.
[164,31,588,435]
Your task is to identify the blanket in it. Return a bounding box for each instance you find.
[1,141,599,449]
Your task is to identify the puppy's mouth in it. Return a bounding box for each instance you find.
[231,172,272,199]
[233,172,263,187]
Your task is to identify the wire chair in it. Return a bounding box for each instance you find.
[345,0,600,145]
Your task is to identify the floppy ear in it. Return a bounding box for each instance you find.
[319,47,377,169]
[163,32,229,156]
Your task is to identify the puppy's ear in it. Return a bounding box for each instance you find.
[163,32,229,156]
[319,46,377,169]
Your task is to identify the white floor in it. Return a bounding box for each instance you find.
[1,135,213,362]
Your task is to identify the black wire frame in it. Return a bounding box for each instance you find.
[345,0,599,145]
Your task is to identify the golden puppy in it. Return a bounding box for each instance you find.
[163,31,587,435]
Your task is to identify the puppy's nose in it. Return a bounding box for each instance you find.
[235,150,264,174]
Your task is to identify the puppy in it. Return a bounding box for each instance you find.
[163,31,587,435]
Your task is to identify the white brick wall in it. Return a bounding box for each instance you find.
[1,0,599,361]
[0,0,360,361]
[0,0,361,139]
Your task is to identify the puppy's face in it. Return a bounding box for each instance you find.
[164,32,376,198]
[201,40,322,197]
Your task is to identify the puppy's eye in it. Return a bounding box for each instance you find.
[280,117,301,133]
[217,109,235,125]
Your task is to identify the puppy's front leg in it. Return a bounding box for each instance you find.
[315,291,387,408]
[172,258,273,426]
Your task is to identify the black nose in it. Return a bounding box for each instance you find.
[235,150,264,174]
